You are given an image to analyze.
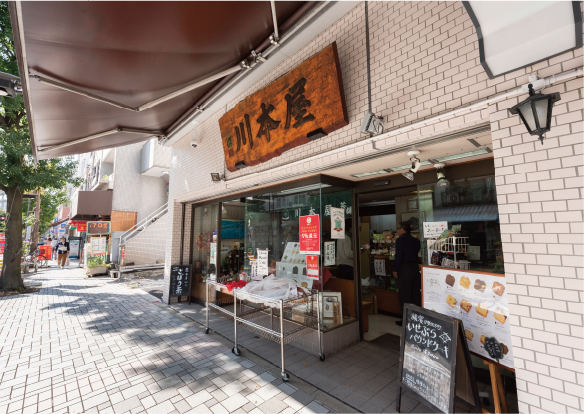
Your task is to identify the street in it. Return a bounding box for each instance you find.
[0,264,349,414]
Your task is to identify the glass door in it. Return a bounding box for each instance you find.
[219,200,245,278]
[191,204,219,304]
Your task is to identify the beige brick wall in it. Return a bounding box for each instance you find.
[162,2,584,411]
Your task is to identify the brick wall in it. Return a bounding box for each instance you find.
[112,142,168,222]
[162,2,584,410]
[124,213,168,266]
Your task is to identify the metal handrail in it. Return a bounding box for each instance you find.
[118,202,168,245]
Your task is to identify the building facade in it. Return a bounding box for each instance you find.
[160,2,582,412]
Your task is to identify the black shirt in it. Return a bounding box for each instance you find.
[56,241,70,254]
[394,233,420,272]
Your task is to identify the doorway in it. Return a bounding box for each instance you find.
[357,185,420,342]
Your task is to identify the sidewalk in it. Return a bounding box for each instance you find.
[0,264,353,414]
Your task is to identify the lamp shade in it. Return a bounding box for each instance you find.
[509,84,560,144]
[463,1,582,79]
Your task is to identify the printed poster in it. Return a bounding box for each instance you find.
[257,249,269,276]
[422,266,514,369]
[299,215,320,255]
[90,237,106,256]
[374,259,386,276]
[330,207,345,239]
[306,255,319,279]
[324,241,335,266]
[210,243,217,266]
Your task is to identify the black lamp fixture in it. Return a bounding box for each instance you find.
[509,84,561,145]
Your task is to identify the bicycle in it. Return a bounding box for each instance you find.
[30,248,48,268]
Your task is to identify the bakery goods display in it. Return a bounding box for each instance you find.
[476,303,488,317]
[459,275,470,289]
[446,295,457,308]
[494,307,507,324]
[492,281,505,296]
[461,299,472,313]
[445,274,455,287]
[480,335,486,344]
[474,279,486,293]
[501,343,509,355]
[465,329,474,341]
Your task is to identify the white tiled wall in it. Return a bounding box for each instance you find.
[163,2,583,410]
[124,213,168,266]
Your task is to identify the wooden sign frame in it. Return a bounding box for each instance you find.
[396,304,481,414]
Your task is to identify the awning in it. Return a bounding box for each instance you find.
[430,204,499,223]
[9,1,314,161]
[70,191,113,220]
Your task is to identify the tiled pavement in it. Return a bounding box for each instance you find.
[173,299,520,414]
[0,264,353,414]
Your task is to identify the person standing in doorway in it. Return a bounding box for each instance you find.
[392,221,421,326]
[51,237,59,260]
[56,236,69,269]
[336,218,354,280]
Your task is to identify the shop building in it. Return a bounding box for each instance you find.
[161,3,583,413]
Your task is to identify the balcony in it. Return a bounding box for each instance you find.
[91,173,114,191]
[70,190,112,220]
[140,138,171,177]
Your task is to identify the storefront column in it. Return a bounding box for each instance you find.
[162,202,192,304]
[489,78,583,413]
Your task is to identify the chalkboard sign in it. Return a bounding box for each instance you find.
[170,265,192,299]
[397,304,480,413]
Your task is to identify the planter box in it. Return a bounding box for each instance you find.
[87,266,107,277]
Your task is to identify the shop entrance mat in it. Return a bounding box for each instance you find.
[367,333,401,352]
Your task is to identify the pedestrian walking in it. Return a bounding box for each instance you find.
[392,221,421,326]
[56,236,69,268]
[51,237,59,260]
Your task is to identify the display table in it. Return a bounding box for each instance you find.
[370,287,401,315]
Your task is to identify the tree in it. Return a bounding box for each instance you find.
[22,188,69,237]
[0,2,81,290]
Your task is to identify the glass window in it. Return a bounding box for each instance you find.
[191,204,219,304]
[417,175,504,273]
[219,200,245,278]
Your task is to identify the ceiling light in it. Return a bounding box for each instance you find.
[434,148,489,162]
[277,184,331,195]
[162,171,170,175]
[509,83,561,145]
[0,72,22,98]
[434,163,450,188]
[402,150,421,181]
[351,170,387,178]
[463,1,582,78]
[360,200,396,207]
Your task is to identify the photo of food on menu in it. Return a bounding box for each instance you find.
[422,267,514,369]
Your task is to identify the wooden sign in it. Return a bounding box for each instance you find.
[397,304,481,414]
[219,42,348,172]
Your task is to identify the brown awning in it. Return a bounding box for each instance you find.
[10,1,312,161]
[70,191,113,220]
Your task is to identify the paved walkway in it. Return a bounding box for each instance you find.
[0,264,351,414]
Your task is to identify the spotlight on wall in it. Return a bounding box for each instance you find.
[211,173,224,182]
[434,163,450,188]
[509,83,561,145]
[402,150,421,181]
[360,110,385,135]
[0,71,22,98]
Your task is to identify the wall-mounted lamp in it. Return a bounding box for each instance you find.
[402,150,421,181]
[211,173,224,182]
[509,83,561,145]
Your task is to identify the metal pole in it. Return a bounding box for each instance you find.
[233,290,238,354]
[279,300,286,377]
[270,307,273,331]
[205,280,209,333]
[364,1,372,114]
[317,292,323,359]
[270,0,280,41]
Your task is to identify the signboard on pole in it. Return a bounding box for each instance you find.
[299,215,320,255]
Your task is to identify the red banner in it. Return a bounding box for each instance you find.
[306,255,319,279]
[70,221,87,232]
[299,215,320,255]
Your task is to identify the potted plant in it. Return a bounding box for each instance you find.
[86,255,109,276]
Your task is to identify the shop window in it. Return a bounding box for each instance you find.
[417,175,504,273]
[191,204,219,304]
[243,182,356,331]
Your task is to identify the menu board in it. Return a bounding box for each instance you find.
[422,266,514,369]
[90,237,107,256]
[399,305,455,413]
[170,265,191,297]
[257,249,269,276]
[397,304,480,414]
